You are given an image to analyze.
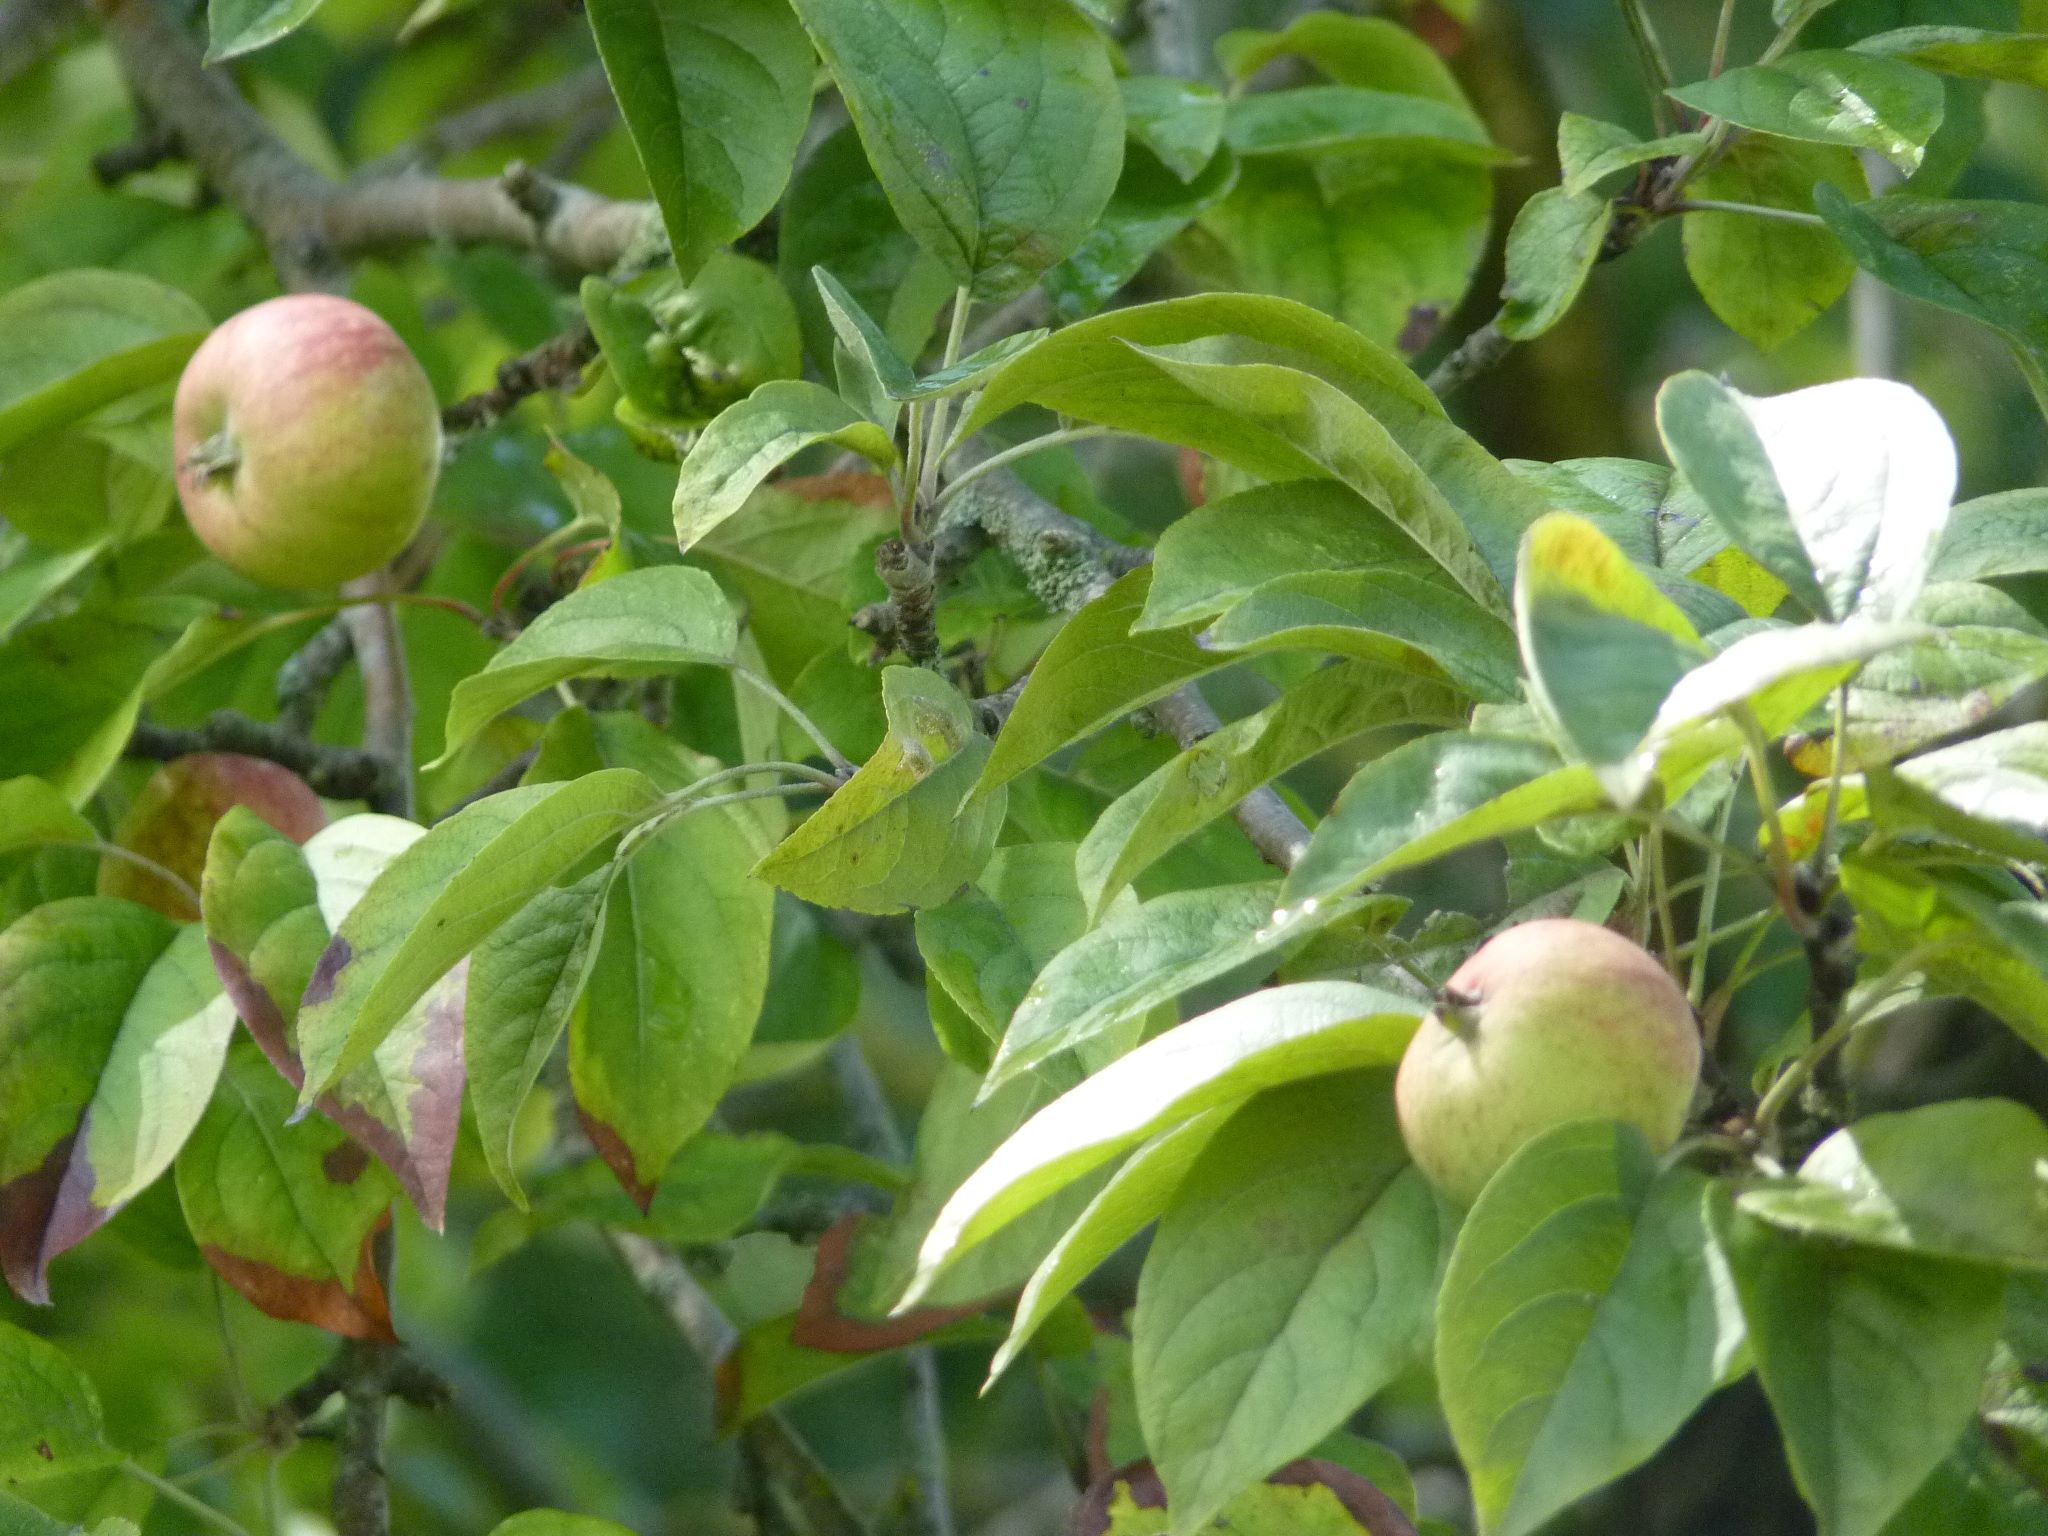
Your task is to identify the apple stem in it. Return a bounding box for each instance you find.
[184,429,241,484]
[1436,983,1481,1039]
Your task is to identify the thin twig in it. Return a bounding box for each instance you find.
[1709,0,1737,77]
[733,668,859,775]
[1667,198,1827,228]
[442,322,600,434]
[276,619,355,738]
[119,1459,255,1536]
[339,571,414,817]
[128,711,392,802]
[606,1234,872,1536]
[360,66,612,175]
[830,1040,953,1536]
[1425,318,1514,399]
[93,0,655,286]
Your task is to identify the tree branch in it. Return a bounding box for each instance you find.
[360,65,613,176]
[92,0,655,285]
[339,574,415,818]
[0,0,75,90]
[128,710,393,801]
[441,321,599,434]
[275,619,355,737]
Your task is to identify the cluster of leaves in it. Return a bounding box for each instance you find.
[8,0,2048,1534]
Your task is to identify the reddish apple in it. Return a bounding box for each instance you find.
[1395,918,1702,1205]
[172,295,440,589]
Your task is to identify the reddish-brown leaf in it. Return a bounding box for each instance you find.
[200,1211,397,1342]
[788,1215,1000,1353]
[102,754,325,919]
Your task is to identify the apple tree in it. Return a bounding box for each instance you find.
[5,1,2048,1534]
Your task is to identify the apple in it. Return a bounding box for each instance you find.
[1395,918,1701,1205]
[172,295,441,589]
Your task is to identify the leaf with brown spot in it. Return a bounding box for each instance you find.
[0,900,233,1304]
[99,753,325,919]
[175,1042,398,1341]
[201,810,466,1228]
[0,1317,113,1479]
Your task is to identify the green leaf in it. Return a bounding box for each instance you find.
[1854,26,2048,92]
[487,1513,637,1536]
[203,811,468,1227]
[1888,721,2048,842]
[1556,114,1708,197]
[1741,1100,2048,1272]
[1177,153,1492,356]
[1437,1122,1746,1536]
[786,0,1124,301]
[690,477,897,683]
[1121,76,1227,182]
[961,292,1441,448]
[778,123,956,371]
[0,600,209,808]
[206,0,322,58]
[1221,86,1507,164]
[0,541,109,644]
[561,724,774,1208]
[440,567,738,758]
[465,867,614,1210]
[834,1063,1105,1317]
[1724,1208,2005,1536]
[0,776,94,859]
[1840,856,2048,1056]
[1668,51,1946,172]
[296,771,666,1101]
[1497,187,1614,341]
[987,881,1394,1092]
[1215,13,1472,109]
[584,0,813,281]
[0,272,206,453]
[917,843,1101,1075]
[811,268,1043,402]
[176,1042,401,1340]
[1200,569,1521,702]
[0,897,184,1303]
[1815,188,2048,419]
[473,1132,822,1269]
[0,1320,109,1480]
[754,666,1002,914]
[672,381,897,550]
[1932,489,2048,581]
[1141,479,1442,633]
[987,1112,1225,1385]
[978,568,1216,794]
[902,980,1421,1306]
[1516,512,1705,771]
[1042,144,1241,325]
[1657,372,1958,624]
[1622,619,1927,802]
[1125,342,1512,611]
[1681,136,1862,351]
[1137,1073,1441,1534]
[1282,734,1605,908]
[1075,660,1465,918]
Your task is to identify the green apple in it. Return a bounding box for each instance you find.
[172,294,440,589]
[1395,918,1701,1205]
